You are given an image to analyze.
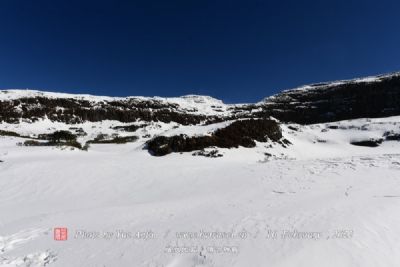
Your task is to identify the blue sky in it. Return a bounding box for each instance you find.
[0,0,400,103]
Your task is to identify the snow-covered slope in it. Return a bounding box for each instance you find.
[1,72,400,266]
[1,115,400,266]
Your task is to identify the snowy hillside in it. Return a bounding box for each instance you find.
[0,90,229,117]
[1,72,400,267]
[1,115,400,266]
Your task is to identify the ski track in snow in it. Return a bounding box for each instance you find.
[0,228,57,267]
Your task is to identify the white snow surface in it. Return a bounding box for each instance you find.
[1,115,400,266]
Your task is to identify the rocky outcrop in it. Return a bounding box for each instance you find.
[0,94,223,125]
[260,72,400,124]
[350,139,383,147]
[146,119,282,156]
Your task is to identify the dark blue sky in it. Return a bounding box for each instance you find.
[1,0,400,103]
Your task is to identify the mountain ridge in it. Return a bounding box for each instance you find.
[1,70,400,129]
[2,70,400,104]
[1,71,400,156]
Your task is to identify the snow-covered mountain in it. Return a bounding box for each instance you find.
[1,71,400,155]
[1,72,400,267]
[2,71,400,126]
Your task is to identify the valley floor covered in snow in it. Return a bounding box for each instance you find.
[1,117,400,266]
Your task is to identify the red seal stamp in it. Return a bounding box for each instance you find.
[54,227,68,241]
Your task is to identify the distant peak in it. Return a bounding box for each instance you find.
[180,94,224,104]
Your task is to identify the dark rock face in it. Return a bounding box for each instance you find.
[261,73,400,124]
[0,96,221,125]
[350,139,383,147]
[384,131,400,141]
[146,119,282,156]
[192,149,223,158]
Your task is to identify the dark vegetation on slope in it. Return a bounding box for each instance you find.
[0,129,22,137]
[22,130,138,148]
[38,130,77,143]
[111,124,148,132]
[146,119,283,156]
[1,128,79,146]
[22,130,82,149]
[4,127,138,150]
[87,133,138,144]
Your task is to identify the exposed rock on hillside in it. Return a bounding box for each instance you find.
[146,119,282,156]
[350,139,383,147]
[261,72,400,124]
[1,72,400,126]
[0,96,224,125]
